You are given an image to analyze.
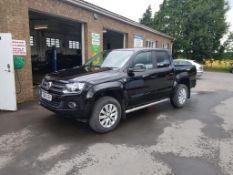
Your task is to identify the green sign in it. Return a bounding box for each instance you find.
[91,33,100,55]
[14,56,25,70]
[91,33,101,65]
[91,45,100,53]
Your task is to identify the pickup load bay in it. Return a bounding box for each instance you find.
[39,48,196,133]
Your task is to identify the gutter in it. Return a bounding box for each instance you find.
[62,0,173,40]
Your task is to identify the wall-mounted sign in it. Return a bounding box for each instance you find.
[14,56,26,70]
[92,33,100,46]
[93,13,99,20]
[134,35,144,48]
[91,33,101,65]
[91,33,100,54]
[12,40,27,56]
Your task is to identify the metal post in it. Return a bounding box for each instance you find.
[53,47,57,72]
[123,33,126,48]
[81,23,85,65]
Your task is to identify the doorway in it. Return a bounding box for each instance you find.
[29,11,84,85]
[103,29,126,51]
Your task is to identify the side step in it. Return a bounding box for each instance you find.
[125,98,169,114]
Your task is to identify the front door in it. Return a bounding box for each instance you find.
[125,51,155,107]
[0,33,17,111]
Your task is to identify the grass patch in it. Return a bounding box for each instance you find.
[204,67,230,72]
[204,59,232,73]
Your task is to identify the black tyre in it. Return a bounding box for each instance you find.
[170,84,188,108]
[89,96,122,133]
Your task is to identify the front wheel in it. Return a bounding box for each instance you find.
[170,84,188,108]
[89,96,122,133]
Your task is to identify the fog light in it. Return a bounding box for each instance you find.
[68,102,77,109]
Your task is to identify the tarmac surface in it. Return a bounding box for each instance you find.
[0,71,233,175]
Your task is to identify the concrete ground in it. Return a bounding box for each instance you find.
[0,71,233,175]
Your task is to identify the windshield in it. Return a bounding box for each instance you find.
[85,50,134,69]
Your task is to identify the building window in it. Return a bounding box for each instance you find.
[162,43,169,49]
[46,38,60,48]
[146,40,156,48]
[155,41,158,48]
[30,36,34,46]
[69,41,79,49]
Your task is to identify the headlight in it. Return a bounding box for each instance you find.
[63,82,85,94]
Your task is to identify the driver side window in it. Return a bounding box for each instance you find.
[132,52,153,70]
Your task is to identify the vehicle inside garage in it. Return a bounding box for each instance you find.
[103,29,125,51]
[29,11,83,85]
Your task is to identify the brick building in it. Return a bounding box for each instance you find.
[0,0,173,102]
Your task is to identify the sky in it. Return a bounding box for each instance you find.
[85,0,233,32]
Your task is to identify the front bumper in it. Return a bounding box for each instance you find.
[39,88,92,119]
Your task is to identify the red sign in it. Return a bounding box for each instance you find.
[12,40,27,56]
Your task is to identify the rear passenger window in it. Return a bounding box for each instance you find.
[133,52,153,70]
[155,51,170,68]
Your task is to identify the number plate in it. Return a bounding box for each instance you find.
[41,91,52,101]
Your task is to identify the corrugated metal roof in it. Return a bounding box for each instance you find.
[62,0,173,39]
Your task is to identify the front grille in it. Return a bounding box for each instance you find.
[41,80,66,95]
[51,95,61,105]
[50,81,65,94]
[41,98,61,108]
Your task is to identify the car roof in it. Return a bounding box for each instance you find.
[114,48,171,52]
[175,59,192,61]
[174,59,196,62]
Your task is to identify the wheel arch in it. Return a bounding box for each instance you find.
[175,73,191,98]
[86,81,126,109]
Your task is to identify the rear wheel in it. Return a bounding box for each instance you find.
[170,84,188,108]
[89,96,122,133]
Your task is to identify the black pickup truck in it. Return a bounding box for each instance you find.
[39,48,196,133]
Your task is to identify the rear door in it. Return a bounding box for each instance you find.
[153,50,175,98]
[0,33,17,111]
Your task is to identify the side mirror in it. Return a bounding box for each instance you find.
[128,64,146,74]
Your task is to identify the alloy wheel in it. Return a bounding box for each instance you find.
[178,88,187,105]
[99,104,118,128]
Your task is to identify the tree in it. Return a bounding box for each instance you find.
[224,32,233,52]
[152,0,229,61]
[139,5,153,28]
[153,0,190,57]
